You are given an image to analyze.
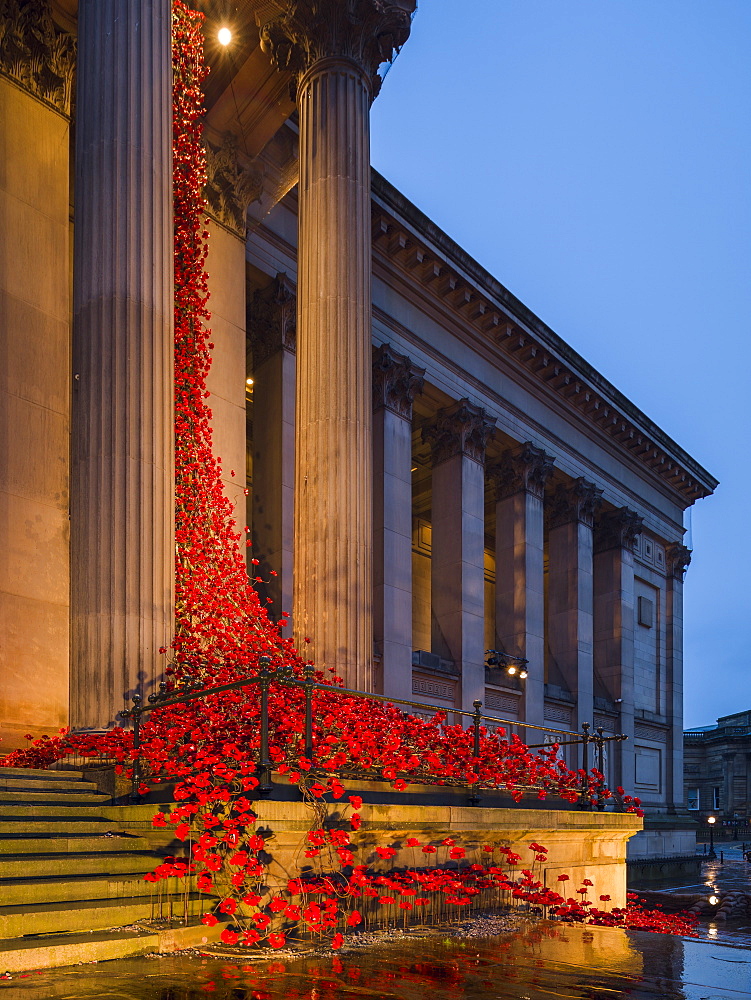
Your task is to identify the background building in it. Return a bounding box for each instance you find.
[684,711,751,837]
[0,0,716,860]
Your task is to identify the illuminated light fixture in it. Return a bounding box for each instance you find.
[519,668,528,680]
[708,894,719,906]
[218,26,232,46]
[485,649,529,680]
[506,665,517,676]
[246,378,254,386]
[411,466,417,472]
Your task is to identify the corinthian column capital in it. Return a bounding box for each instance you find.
[255,0,416,95]
[595,507,644,553]
[372,343,424,419]
[248,272,297,368]
[493,442,555,502]
[203,131,263,238]
[0,0,76,116]
[424,399,495,467]
[548,478,603,530]
[666,541,692,580]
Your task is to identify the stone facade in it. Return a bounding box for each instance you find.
[0,2,717,865]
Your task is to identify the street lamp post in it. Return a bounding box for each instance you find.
[707,815,717,859]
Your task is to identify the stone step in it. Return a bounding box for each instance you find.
[0,805,110,818]
[0,790,111,804]
[0,834,153,855]
[0,893,206,939]
[0,776,101,793]
[0,851,159,879]
[0,927,159,973]
[0,819,112,835]
[0,919,228,973]
[0,767,85,781]
[0,873,163,906]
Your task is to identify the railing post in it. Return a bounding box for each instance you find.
[303,662,314,761]
[595,726,606,811]
[469,699,482,807]
[579,722,591,810]
[257,655,274,797]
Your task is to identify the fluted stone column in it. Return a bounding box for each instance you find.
[248,274,297,626]
[258,1,415,688]
[373,344,424,699]
[425,400,495,711]
[493,444,554,727]
[547,479,602,733]
[666,542,691,809]
[71,0,174,727]
[594,507,643,790]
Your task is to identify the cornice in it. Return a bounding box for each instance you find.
[370,170,718,507]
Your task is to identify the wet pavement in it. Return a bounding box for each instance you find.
[631,842,751,948]
[1,921,750,1000]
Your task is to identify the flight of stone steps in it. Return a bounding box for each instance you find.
[0,766,206,972]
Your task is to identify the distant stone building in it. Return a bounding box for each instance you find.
[684,711,751,829]
[0,0,717,862]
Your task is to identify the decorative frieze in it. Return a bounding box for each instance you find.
[594,506,644,553]
[484,690,520,715]
[423,399,495,466]
[412,676,455,702]
[634,723,668,743]
[247,272,296,368]
[0,0,75,116]
[493,442,555,502]
[666,542,692,581]
[203,131,263,238]
[257,0,415,97]
[547,478,603,530]
[544,703,573,726]
[372,343,424,419]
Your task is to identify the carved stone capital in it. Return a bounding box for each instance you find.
[248,272,297,369]
[666,541,691,581]
[547,478,603,530]
[203,132,263,238]
[0,0,75,116]
[595,507,644,553]
[372,343,424,419]
[493,443,555,502]
[256,0,416,97]
[423,399,495,467]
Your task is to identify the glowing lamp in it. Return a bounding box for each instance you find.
[218,27,232,46]
[708,895,719,906]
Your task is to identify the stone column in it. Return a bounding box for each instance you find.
[493,444,554,727]
[258,0,415,689]
[204,131,263,542]
[425,400,494,711]
[547,479,602,733]
[594,507,643,791]
[722,754,736,816]
[71,0,174,727]
[248,274,297,626]
[372,344,424,700]
[0,1,75,750]
[666,541,690,809]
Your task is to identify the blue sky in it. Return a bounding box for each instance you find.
[370,0,751,729]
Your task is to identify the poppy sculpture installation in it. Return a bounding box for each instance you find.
[1,3,699,950]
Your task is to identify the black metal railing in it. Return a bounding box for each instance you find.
[119,656,627,808]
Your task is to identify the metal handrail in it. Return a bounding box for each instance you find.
[119,656,627,807]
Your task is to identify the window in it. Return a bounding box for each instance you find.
[713,786,721,810]
[687,788,700,810]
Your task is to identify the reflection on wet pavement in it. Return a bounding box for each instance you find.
[631,842,751,948]
[1,921,750,1000]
